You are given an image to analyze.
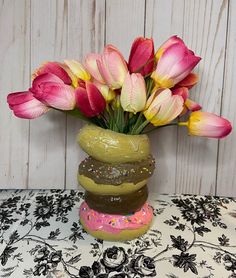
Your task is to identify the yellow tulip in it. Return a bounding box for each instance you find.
[144,89,184,126]
[64,60,91,81]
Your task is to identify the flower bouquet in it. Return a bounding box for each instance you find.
[7,36,232,241]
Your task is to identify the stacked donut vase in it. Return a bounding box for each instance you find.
[78,125,155,241]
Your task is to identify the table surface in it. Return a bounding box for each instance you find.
[0,190,236,278]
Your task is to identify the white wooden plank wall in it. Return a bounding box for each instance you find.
[0,0,235,196]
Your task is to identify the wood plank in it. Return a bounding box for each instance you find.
[0,0,30,189]
[66,0,106,189]
[175,0,228,195]
[105,0,145,58]
[145,0,185,193]
[217,0,236,196]
[28,0,68,188]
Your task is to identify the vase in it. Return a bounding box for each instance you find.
[77,125,155,241]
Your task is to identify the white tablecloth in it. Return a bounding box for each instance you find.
[0,190,236,277]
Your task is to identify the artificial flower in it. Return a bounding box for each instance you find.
[75,81,106,117]
[120,72,147,113]
[144,88,184,126]
[179,111,232,138]
[151,37,201,88]
[7,91,49,119]
[30,73,76,110]
[128,37,155,76]
[97,45,128,89]
[64,60,91,81]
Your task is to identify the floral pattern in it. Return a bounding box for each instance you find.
[0,190,236,277]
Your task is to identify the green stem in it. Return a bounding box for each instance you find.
[143,123,178,134]
[65,109,92,123]
[131,120,150,135]
[129,112,144,134]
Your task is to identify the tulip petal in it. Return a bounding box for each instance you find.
[32,62,72,85]
[151,95,184,126]
[75,87,96,117]
[64,60,91,81]
[155,35,184,60]
[185,98,202,111]
[156,43,187,76]
[144,89,184,126]
[175,72,199,89]
[7,91,49,119]
[169,54,201,83]
[93,80,116,102]
[84,53,105,83]
[86,81,106,114]
[97,45,128,89]
[172,87,189,101]
[75,82,106,117]
[33,82,76,110]
[30,73,64,93]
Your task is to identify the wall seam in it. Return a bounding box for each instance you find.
[215,0,230,196]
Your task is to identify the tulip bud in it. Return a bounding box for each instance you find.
[151,38,201,88]
[120,72,147,113]
[75,81,106,117]
[64,60,91,81]
[7,91,49,119]
[32,61,72,85]
[30,73,76,110]
[128,37,155,76]
[179,111,232,138]
[97,45,128,89]
[144,89,184,126]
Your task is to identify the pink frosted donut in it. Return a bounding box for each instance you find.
[79,201,153,240]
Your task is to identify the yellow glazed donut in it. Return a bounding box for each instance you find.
[77,125,150,163]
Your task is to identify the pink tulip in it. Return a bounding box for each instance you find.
[32,61,72,85]
[172,87,201,112]
[128,37,155,76]
[75,81,106,117]
[97,45,128,89]
[120,72,147,113]
[84,53,105,84]
[151,38,201,88]
[30,73,76,110]
[179,111,232,138]
[7,91,49,119]
[144,89,184,126]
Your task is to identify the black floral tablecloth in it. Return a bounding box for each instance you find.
[0,190,236,278]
